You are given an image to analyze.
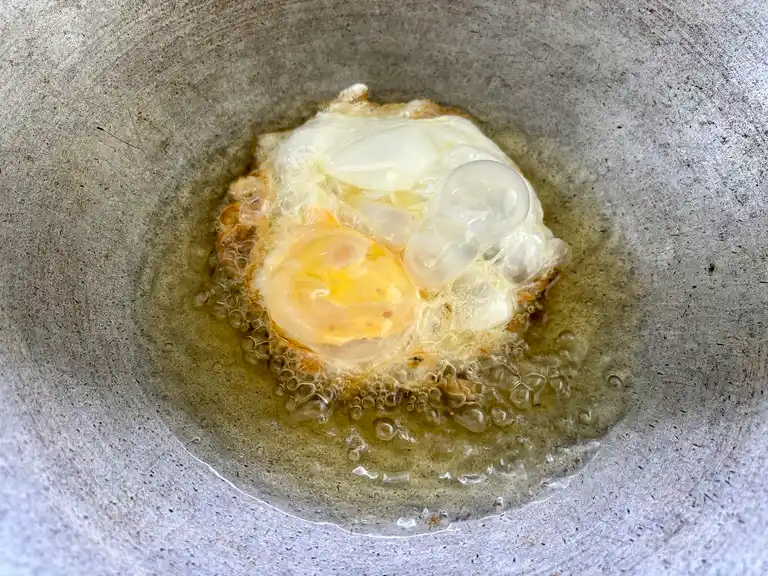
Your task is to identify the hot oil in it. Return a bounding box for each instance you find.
[137,116,640,535]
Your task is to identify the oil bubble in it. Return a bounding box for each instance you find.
[193,291,209,308]
[491,407,513,428]
[296,382,316,399]
[426,408,443,425]
[352,466,378,480]
[285,377,300,392]
[457,473,486,485]
[454,406,488,433]
[384,392,398,407]
[228,312,244,330]
[524,371,547,392]
[374,418,396,441]
[211,303,227,320]
[445,391,467,409]
[555,330,576,344]
[293,395,329,422]
[556,380,572,398]
[509,384,530,409]
[382,472,411,485]
[349,405,363,420]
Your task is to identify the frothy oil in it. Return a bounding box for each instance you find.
[137,110,639,535]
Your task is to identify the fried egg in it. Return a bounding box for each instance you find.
[217,85,569,384]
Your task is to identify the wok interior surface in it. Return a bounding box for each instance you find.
[1,0,766,573]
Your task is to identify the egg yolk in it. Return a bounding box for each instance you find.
[258,225,421,359]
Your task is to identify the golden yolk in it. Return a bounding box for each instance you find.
[258,225,420,353]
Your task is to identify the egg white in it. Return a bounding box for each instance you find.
[219,85,569,380]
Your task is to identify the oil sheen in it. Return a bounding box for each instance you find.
[137,95,639,535]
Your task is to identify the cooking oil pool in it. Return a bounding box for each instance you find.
[137,110,639,535]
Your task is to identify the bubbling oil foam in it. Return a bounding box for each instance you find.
[199,250,569,427]
[137,103,638,535]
